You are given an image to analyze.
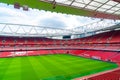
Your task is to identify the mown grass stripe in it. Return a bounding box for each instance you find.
[27,56,53,79]
[0,58,13,80]
[21,57,39,80]
[2,58,21,80]
[36,56,67,76]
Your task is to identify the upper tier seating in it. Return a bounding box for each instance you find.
[0,30,119,45]
[77,30,120,44]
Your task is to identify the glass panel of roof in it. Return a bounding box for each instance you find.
[63,1,72,5]
[55,0,68,3]
[72,2,86,8]
[114,11,120,15]
[89,1,102,7]
[75,0,84,3]
[94,0,109,3]
[97,8,107,12]
[101,4,112,9]
[106,1,118,6]
[82,0,92,4]
[86,5,98,10]
[106,10,115,13]
[116,4,120,8]
[111,7,120,11]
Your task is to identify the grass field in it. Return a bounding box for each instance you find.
[0,54,118,80]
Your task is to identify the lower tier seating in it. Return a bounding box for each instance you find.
[0,50,119,62]
[110,54,120,62]
[89,68,120,80]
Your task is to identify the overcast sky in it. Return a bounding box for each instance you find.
[0,3,103,29]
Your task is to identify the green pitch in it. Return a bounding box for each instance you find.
[0,54,118,80]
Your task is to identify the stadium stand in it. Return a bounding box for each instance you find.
[76,68,120,80]
[110,53,120,62]
[88,68,120,80]
[0,30,120,62]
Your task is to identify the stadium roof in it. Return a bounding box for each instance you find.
[0,0,120,20]
[0,20,119,37]
[52,0,120,15]
[0,0,120,38]
[42,0,120,20]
